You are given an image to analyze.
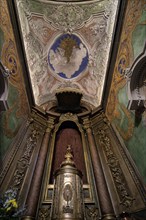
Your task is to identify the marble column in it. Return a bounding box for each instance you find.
[22,117,55,220]
[83,117,115,220]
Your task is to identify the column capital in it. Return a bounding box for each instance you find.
[46,116,55,133]
[102,113,110,127]
[82,117,91,131]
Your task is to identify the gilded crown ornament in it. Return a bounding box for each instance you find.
[61,145,75,167]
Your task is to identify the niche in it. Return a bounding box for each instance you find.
[50,121,87,184]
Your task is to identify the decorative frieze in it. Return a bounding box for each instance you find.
[10,126,40,192]
[38,205,51,220]
[97,129,134,208]
[60,112,78,123]
[0,118,32,186]
[113,128,146,204]
[85,205,99,220]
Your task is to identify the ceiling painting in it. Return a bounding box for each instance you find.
[14,0,119,109]
[48,33,88,80]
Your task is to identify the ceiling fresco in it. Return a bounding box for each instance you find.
[14,0,119,110]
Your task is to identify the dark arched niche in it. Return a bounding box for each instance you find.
[50,120,87,184]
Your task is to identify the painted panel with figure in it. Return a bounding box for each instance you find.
[0,1,29,161]
[106,0,146,183]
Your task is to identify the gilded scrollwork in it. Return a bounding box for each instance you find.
[10,126,40,192]
[0,1,12,36]
[85,205,99,220]
[0,118,31,186]
[60,112,78,121]
[97,129,134,208]
[53,113,82,133]
[38,205,51,220]
[1,38,29,137]
[1,6,29,115]
[116,137,146,204]
[82,117,91,131]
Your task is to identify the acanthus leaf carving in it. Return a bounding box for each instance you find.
[10,126,40,192]
[38,205,51,220]
[0,118,31,186]
[97,129,135,208]
[85,205,99,220]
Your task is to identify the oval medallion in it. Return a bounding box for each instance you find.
[48,34,88,79]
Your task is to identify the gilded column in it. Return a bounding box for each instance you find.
[83,117,115,220]
[22,117,55,220]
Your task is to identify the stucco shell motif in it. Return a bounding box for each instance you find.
[15,0,119,109]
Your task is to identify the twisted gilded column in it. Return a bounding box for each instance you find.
[83,117,115,220]
[22,117,55,220]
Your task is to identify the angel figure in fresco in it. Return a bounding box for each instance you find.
[49,43,87,78]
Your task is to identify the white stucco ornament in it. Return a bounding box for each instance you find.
[15,0,119,108]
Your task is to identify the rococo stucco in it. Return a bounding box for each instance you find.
[15,0,119,109]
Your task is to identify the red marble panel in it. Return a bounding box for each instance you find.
[50,127,87,184]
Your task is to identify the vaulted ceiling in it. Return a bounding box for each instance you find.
[12,0,120,112]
